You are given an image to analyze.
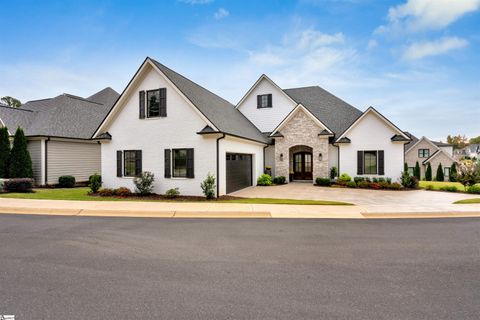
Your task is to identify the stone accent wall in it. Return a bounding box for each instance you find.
[274,108,329,181]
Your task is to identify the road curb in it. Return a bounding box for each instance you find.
[362,212,480,219]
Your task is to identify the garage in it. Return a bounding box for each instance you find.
[226,153,252,193]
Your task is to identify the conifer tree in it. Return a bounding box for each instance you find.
[8,128,33,178]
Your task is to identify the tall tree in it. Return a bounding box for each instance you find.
[425,163,432,181]
[436,163,444,182]
[414,161,421,180]
[450,163,457,182]
[1,96,21,108]
[469,136,480,144]
[0,127,10,178]
[8,128,33,178]
[447,134,469,149]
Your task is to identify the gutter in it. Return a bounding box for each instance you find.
[216,133,226,197]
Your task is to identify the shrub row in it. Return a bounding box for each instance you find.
[257,174,286,186]
[97,187,132,197]
[3,178,34,193]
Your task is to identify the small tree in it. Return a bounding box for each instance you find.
[200,173,216,199]
[89,173,102,193]
[8,128,33,178]
[436,163,444,182]
[450,163,457,182]
[414,161,421,180]
[425,163,432,181]
[0,127,10,178]
[456,160,480,190]
[330,166,338,180]
[133,171,155,195]
[1,96,21,108]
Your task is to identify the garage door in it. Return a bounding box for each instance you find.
[226,153,252,194]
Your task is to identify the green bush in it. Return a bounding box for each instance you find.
[133,171,155,195]
[58,175,75,188]
[165,187,180,198]
[98,188,114,196]
[273,176,286,185]
[346,181,357,188]
[467,185,480,194]
[4,178,34,192]
[0,127,10,178]
[436,163,444,182]
[425,163,432,181]
[354,176,365,183]
[338,173,351,183]
[315,177,331,186]
[201,173,216,199]
[257,174,272,186]
[450,163,457,182]
[8,128,33,178]
[114,187,131,197]
[425,184,434,191]
[386,182,402,190]
[414,161,421,180]
[439,185,457,192]
[386,177,392,184]
[329,166,338,180]
[401,171,419,189]
[89,173,102,193]
[357,181,370,188]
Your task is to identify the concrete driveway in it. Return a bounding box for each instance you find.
[231,183,479,213]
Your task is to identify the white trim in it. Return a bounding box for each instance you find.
[269,104,333,137]
[94,58,218,138]
[423,148,457,164]
[336,107,409,142]
[405,136,438,154]
[235,74,297,109]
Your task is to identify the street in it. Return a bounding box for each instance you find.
[0,214,479,319]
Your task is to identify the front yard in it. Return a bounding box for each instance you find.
[0,187,352,205]
[419,181,480,191]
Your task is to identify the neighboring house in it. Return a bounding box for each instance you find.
[94,57,410,196]
[404,133,456,179]
[0,87,119,185]
[454,144,480,160]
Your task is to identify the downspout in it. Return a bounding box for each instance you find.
[263,145,268,174]
[44,137,50,186]
[216,133,226,197]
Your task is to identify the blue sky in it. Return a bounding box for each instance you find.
[1,0,479,140]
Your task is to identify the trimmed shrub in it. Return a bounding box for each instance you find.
[357,181,370,188]
[0,127,10,178]
[386,182,402,190]
[201,173,216,199]
[449,163,457,182]
[369,182,381,190]
[425,163,432,181]
[354,176,365,183]
[114,187,131,197]
[436,163,444,182]
[8,128,33,178]
[401,171,419,189]
[346,181,357,188]
[58,175,75,188]
[316,177,331,186]
[89,173,102,193]
[257,174,273,186]
[338,173,351,183]
[273,176,286,185]
[404,162,408,174]
[378,181,390,189]
[425,184,434,191]
[4,178,34,193]
[372,177,378,183]
[439,185,457,192]
[330,166,338,180]
[467,185,480,194]
[133,171,155,195]
[165,187,180,198]
[98,188,114,196]
[378,177,386,183]
[386,177,392,184]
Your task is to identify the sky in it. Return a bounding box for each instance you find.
[0,0,479,141]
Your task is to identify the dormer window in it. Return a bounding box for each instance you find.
[257,94,272,108]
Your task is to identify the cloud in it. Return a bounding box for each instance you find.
[214,8,229,19]
[403,37,469,60]
[178,0,213,4]
[376,0,480,33]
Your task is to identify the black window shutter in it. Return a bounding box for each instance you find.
[139,91,145,119]
[267,94,272,107]
[159,88,167,117]
[257,95,261,108]
[135,150,142,176]
[116,151,123,177]
[357,151,364,175]
[378,150,384,175]
[186,149,194,178]
[164,149,171,178]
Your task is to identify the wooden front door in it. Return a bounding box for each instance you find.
[293,152,313,180]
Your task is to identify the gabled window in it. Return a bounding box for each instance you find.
[147,90,160,117]
[141,88,167,118]
[257,94,272,108]
[418,149,430,158]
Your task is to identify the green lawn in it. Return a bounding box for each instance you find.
[0,187,352,206]
[454,198,480,204]
[419,181,478,191]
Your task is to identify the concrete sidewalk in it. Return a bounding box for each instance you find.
[1,197,480,219]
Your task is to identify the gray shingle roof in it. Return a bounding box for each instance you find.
[87,87,119,107]
[151,58,269,144]
[404,132,452,151]
[283,86,363,135]
[0,88,119,139]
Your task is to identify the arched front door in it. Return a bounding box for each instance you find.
[293,152,313,180]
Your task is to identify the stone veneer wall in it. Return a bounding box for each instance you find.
[274,109,329,181]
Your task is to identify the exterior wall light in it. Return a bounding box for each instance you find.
[319,153,323,161]
[280,153,284,161]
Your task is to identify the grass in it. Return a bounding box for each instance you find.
[454,198,480,204]
[0,187,352,206]
[418,181,478,191]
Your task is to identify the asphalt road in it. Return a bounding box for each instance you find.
[0,215,479,319]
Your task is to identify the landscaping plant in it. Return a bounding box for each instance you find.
[133,171,155,195]
[165,187,180,198]
[439,185,457,192]
[401,171,419,189]
[436,163,444,182]
[0,127,10,178]
[425,163,432,181]
[456,160,480,190]
[114,187,131,197]
[3,178,34,193]
[338,173,351,184]
[8,128,33,179]
[414,161,421,180]
[346,181,357,188]
[404,162,408,174]
[329,166,338,180]
[449,163,457,182]
[467,185,480,194]
[58,175,76,188]
[200,173,216,199]
[257,174,272,186]
[89,173,102,193]
[273,176,286,185]
[98,188,114,196]
[315,177,331,186]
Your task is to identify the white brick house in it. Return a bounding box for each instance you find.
[94,57,411,196]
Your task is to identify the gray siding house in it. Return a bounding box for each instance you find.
[0,87,119,185]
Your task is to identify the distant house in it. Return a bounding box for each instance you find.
[404,133,456,179]
[454,144,480,160]
[0,88,119,185]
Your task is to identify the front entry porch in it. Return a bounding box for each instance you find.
[290,145,313,181]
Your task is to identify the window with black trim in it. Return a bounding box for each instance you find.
[124,151,137,177]
[418,149,430,158]
[364,151,377,174]
[257,94,271,108]
[173,149,188,177]
[147,89,160,118]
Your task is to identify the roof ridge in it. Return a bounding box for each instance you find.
[0,105,34,112]
[61,93,103,105]
[283,85,319,91]
[26,97,52,103]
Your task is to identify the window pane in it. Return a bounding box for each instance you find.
[147,90,160,117]
[261,95,268,108]
[173,149,187,177]
[304,154,312,172]
[364,151,377,174]
[408,167,414,175]
[124,151,136,176]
